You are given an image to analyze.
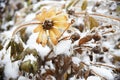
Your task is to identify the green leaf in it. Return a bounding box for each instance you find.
[7,39,24,61]
[20,60,39,74]
[32,61,39,73]
[81,0,88,11]
[20,60,32,73]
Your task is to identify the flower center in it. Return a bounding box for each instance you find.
[43,20,54,30]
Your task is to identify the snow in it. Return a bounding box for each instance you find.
[109,2,117,11]
[33,1,65,11]
[25,13,36,22]
[82,54,90,65]
[40,66,46,74]
[0,3,5,8]
[90,66,114,80]
[26,24,38,34]
[69,76,76,80]
[54,40,72,55]
[27,33,50,60]
[0,46,19,80]
[87,76,101,80]
[112,50,120,56]
[72,57,81,66]
[102,41,113,50]
[1,21,14,30]
[23,54,37,64]
[0,50,10,65]
[0,31,12,40]
[46,60,55,70]
[18,76,30,80]
[4,61,19,80]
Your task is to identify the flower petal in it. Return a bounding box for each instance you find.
[34,25,43,33]
[36,29,44,44]
[36,8,47,21]
[46,7,56,19]
[51,14,68,22]
[49,30,58,45]
[54,21,69,29]
[41,31,47,47]
[51,28,61,39]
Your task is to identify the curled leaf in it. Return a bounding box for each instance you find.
[6,39,24,61]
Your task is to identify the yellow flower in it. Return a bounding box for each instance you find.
[34,8,70,47]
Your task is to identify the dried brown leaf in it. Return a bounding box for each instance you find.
[84,70,90,80]
[0,44,3,50]
[75,48,83,54]
[92,46,101,54]
[71,32,80,42]
[113,56,120,62]
[92,33,101,41]
[71,63,79,74]
[79,35,92,45]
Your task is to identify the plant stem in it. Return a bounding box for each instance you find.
[58,23,71,40]
[75,12,120,22]
[90,62,115,69]
[12,22,42,37]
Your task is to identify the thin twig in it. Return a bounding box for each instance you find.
[12,22,42,37]
[45,49,53,61]
[58,36,71,42]
[58,23,71,40]
[91,13,120,21]
[81,61,89,67]
[90,62,115,69]
[75,12,120,22]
